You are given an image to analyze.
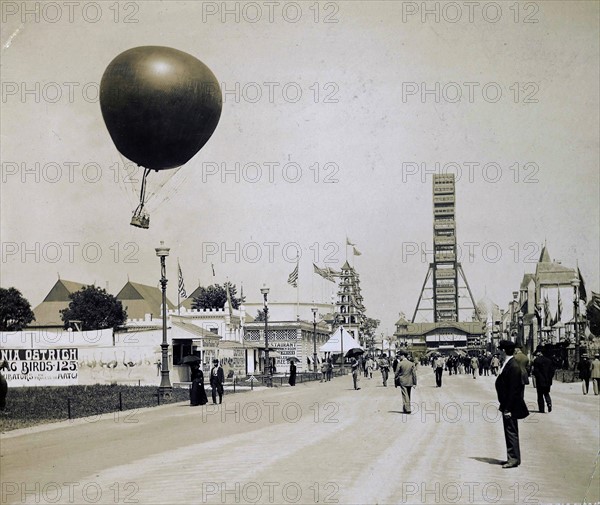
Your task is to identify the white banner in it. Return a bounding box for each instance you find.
[0,348,79,386]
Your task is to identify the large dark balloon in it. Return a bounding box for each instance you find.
[100,46,222,170]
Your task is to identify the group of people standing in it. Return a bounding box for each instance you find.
[189,359,225,406]
[431,353,504,387]
[578,352,600,395]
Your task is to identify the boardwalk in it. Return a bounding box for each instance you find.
[1,369,598,504]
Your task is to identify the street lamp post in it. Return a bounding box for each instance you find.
[261,285,271,387]
[312,307,318,373]
[155,241,172,397]
[572,277,580,368]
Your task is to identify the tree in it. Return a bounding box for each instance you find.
[0,287,35,331]
[61,285,127,330]
[360,317,380,347]
[191,282,244,310]
[254,309,266,322]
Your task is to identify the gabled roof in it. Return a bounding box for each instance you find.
[31,279,88,327]
[43,279,87,302]
[116,281,175,320]
[171,319,222,339]
[520,273,535,290]
[181,285,203,310]
[539,245,551,263]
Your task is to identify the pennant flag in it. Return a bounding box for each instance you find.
[211,263,216,277]
[225,282,233,315]
[326,267,341,278]
[287,261,299,288]
[353,247,362,256]
[346,237,355,247]
[177,261,187,299]
[578,267,587,303]
[313,263,336,283]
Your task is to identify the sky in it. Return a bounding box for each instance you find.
[1,0,599,335]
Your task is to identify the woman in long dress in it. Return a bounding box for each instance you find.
[190,364,208,406]
[288,361,297,386]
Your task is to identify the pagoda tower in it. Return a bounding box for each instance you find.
[335,261,365,341]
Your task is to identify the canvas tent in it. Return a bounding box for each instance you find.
[320,326,363,355]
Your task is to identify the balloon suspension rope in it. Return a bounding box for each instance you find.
[131,168,151,228]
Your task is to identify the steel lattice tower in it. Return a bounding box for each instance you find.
[412,174,479,323]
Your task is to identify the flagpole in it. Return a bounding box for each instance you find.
[296,257,300,321]
[177,258,181,315]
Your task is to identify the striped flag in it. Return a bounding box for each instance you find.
[556,287,562,322]
[211,263,216,277]
[177,261,187,299]
[544,295,551,327]
[288,261,299,288]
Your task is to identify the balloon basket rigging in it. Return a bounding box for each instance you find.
[130,167,151,229]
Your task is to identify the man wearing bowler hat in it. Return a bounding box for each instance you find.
[210,359,225,404]
[495,340,529,468]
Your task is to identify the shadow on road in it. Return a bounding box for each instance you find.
[469,456,505,466]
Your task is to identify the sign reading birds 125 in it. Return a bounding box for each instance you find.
[0,348,79,386]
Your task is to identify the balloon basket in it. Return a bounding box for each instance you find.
[130,213,150,229]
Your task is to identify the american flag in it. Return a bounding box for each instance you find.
[177,261,187,299]
[288,261,299,288]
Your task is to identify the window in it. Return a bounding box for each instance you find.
[172,339,192,366]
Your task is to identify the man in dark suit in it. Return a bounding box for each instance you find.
[495,340,529,468]
[210,359,225,404]
[395,351,417,414]
[532,349,554,413]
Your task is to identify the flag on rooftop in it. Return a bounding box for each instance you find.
[177,261,187,299]
[288,261,299,288]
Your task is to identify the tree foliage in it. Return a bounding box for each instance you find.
[191,282,244,310]
[0,287,35,331]
[360,317,381,347]
[61,285,127,330]
[254,309,266,322]
[361,317,381,339]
